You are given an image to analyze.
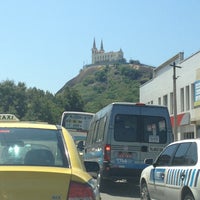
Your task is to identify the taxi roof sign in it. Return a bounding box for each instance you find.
[0,114,19,122]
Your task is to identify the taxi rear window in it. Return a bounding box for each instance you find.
[0,128,68,167]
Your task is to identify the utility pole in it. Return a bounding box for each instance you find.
[170,62,181,141]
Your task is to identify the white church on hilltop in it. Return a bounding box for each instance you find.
[91,38,124,65]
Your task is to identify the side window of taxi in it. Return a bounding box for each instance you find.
[172,142,197,166]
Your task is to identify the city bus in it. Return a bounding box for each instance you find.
[83,102,173,190]
[61,111,94,152]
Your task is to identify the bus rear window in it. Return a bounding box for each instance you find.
[143,116,167,143]
[114,114,138,142]
[114,114,167,144]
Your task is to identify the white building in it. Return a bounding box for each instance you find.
[140,51,200,141]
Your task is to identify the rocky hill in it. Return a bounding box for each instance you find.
[59,63,154,113]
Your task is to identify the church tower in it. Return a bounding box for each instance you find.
[92,38,98,54]
[92,38,98,64]
[99,39,104,53]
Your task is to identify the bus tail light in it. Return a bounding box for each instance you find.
[104,144,111,161]
[68,181,95,200]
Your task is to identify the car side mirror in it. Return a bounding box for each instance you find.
[84,161,100,178]
[77,141,84,151]
[153,162,158,168]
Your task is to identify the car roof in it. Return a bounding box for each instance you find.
[0,113,57,129]
[0,121,58,130]
[168,138,200,146]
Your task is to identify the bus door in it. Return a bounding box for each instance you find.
[112,113,146,170]
[141,115,168,162]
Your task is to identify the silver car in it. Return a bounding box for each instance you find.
[140,139,200,200]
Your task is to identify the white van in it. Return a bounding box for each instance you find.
[83,102,173,190]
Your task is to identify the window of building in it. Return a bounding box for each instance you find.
[163,95,168,107]
[158,97,161,105]
[180,87,184,112]
[170,92,174,114]
[186,85,190,110]
[184,132,194,139]
[191,83,195,109]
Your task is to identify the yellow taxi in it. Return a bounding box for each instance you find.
[0,114,100,200]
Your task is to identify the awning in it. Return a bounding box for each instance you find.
[170,112,190,127]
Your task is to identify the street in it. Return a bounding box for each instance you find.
[100,180,140,200]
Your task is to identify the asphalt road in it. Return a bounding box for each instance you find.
[100,180,140,200]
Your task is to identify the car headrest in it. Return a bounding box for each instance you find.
[24,149,55,166]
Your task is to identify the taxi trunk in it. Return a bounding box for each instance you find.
[0,167,72,199]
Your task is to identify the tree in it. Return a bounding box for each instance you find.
[0,80,27,118]
[56,86,84,112]
[0,80,84,124]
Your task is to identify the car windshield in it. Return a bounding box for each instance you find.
[0,128,67,167]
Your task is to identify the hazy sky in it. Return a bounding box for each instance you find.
[0,0,199,94]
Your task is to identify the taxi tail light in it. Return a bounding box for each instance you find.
[104,144,111,161]
[68,181,95,200]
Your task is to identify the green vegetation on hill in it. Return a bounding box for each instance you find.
[0,63,153,123]
[59,63,154,113]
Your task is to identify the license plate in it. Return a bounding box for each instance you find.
[118,151,133,158]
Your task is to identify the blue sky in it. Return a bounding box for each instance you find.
[0,0,200,94]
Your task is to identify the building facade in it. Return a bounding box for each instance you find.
[140,51,200,141]
[92,38,124,64]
